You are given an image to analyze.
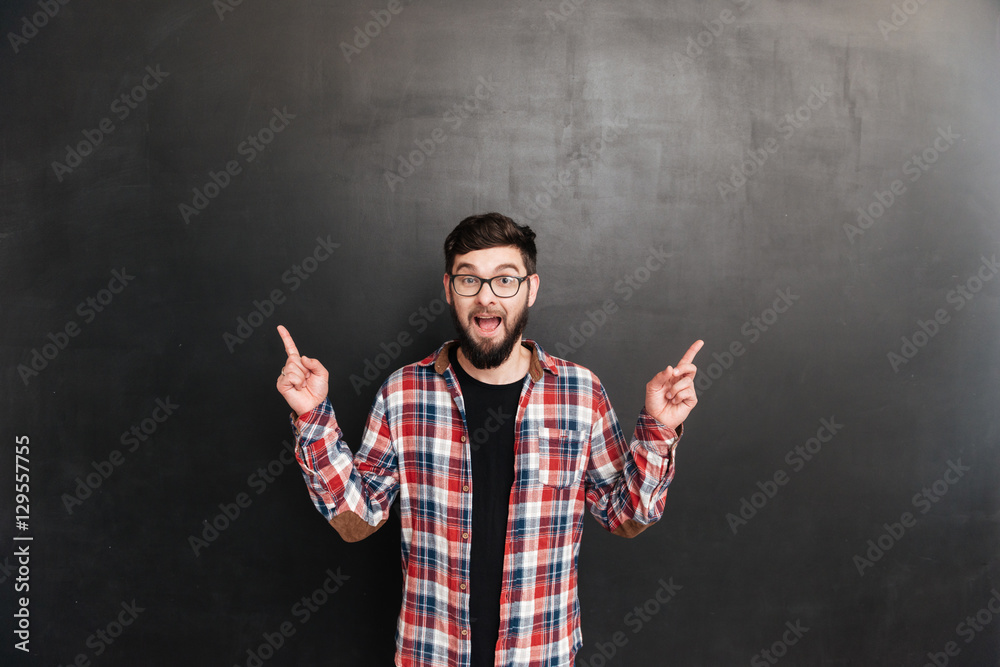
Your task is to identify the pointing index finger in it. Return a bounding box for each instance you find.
[277,325,300,358]
[678,339,704,365]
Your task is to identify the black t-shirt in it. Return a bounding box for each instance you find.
[449,346,523,667]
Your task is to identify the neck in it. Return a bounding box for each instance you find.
[456,339,530,385]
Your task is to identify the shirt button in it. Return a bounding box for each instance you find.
[461,435,467,442]
[462,532,469,539]
[461,630,468,636]
[463,485,469,491]
[460,583,467,590]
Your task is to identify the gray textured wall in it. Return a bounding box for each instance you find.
[2,0,1000,664]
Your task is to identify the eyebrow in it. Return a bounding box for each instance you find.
[453,262,522,274]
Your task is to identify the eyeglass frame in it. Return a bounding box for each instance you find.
[447,273,534,298]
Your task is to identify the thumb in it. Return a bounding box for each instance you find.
[301,355,325,373]
[648,367,674,391]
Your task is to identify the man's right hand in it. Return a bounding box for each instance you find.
[276,325,329,417]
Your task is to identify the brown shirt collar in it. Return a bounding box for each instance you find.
[432,340,547,382]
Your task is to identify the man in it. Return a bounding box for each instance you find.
[276,212,702,667]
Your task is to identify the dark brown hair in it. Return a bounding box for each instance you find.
[443,212,537,274]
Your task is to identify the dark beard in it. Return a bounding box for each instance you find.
[449,301,530,370]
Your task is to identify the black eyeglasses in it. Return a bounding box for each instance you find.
[449,274,531,298]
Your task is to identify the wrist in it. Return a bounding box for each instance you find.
[643,407,681,431]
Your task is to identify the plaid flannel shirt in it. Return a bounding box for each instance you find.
[291,339,682,667]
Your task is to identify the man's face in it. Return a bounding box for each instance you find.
[444,245,539,369]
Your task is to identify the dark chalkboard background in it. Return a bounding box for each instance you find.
[2,0,999,665]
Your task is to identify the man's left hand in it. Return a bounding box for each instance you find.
[645,340,704,431]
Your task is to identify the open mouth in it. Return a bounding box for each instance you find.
[473,315,502,334]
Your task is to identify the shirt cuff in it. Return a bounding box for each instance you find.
[635,407,683,457]
[290,397,336,441]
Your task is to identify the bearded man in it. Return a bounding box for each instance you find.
[276,212,702,667]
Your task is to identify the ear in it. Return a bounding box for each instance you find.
[443,273,453,305]
[526,274,539,308]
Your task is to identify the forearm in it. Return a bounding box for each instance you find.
[291,398,396,539]
[594,409,682,538]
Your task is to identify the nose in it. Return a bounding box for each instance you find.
[475,280,499,307]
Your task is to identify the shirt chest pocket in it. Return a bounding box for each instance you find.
[534,427,589,489]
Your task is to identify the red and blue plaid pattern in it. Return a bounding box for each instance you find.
[292,340,681,667]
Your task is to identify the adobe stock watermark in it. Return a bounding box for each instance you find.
[750,620,810,666]
[57,600,144,667]
[886,253,998,372]
[0,555,17,585]
[188,439,299,556]
[233,566,350,667]
[340,0,407,62]
[468,406,514,453]
[852,458,970,576]
[214,0,248,21]
[519,116,629,221]
[576,577,682,667]
[349,289,450,395]
[383,74,499,192]
[877,0,932,40]
[544,0,595,30]
[552,244,668,359]
[922,588,1000,667]
[695,288,799,393]
[17,268,136,386]
[8,0,72,54]
[717,83,834,200]
[51,65,170,182]
[12,544,30,652]
[222,235,339,353]
[844,126,960,244]
[670,0,756,75]
[179,107,296,224]
[726,417,844,534]
[62,397,180,514]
